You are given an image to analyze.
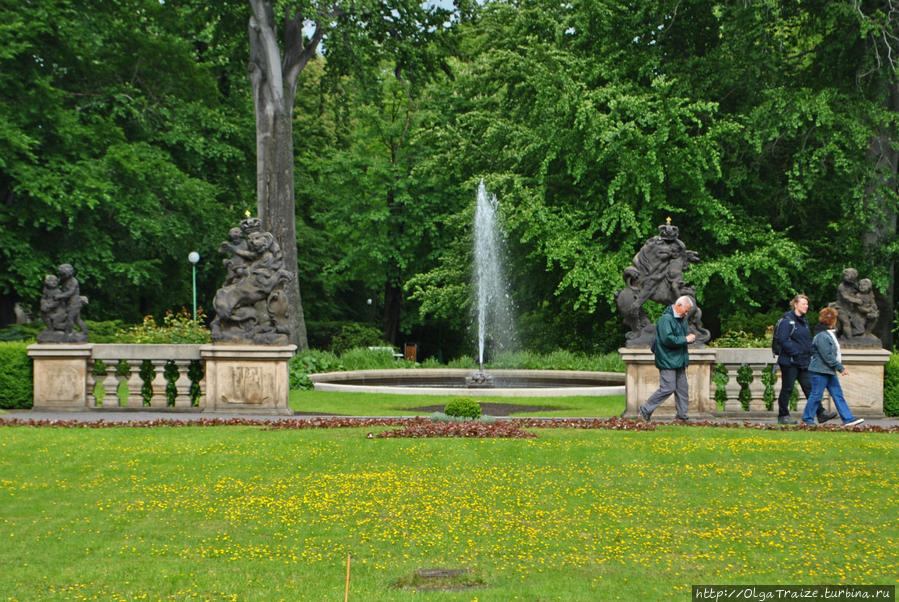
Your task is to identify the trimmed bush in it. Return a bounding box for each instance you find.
[330,323,390,355]
[0,342,33,409]
[444,397,482,420]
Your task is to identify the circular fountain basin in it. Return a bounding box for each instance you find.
[309,369,625,397]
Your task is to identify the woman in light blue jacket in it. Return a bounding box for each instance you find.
[802,307,864,427]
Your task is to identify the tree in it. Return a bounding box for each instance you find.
[245,0,457,348]
[0,0,251,327]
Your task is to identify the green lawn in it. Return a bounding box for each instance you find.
[1,423,896,600]
[289,390,627,417]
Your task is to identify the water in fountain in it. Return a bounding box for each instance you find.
[473,180,517,376]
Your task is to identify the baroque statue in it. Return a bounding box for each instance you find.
[615,218,711,347]
[828,267,881,348]
[37,263,89,343]
[210,216,293,345]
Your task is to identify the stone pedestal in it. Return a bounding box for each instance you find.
[200,344,296,415]
[27,344,92,410]
[619,347,716,419]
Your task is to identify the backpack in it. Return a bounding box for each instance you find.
[771,317,796,356]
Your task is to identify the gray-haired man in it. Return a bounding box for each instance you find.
[640,295,695,422]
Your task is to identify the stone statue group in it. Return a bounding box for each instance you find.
[37,216,294,346]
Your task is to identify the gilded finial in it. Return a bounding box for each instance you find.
[666,216,671,224]
[245,210,251,218]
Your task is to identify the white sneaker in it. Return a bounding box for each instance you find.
[842,418,864,428]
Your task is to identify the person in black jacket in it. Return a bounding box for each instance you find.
[774,294,837,425]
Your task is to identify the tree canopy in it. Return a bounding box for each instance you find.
[1,0,896,356]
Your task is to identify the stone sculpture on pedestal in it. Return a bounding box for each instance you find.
[210,216,294,345]
[615,219,710,347]
[37,263,89,343]
[828,267,882,348]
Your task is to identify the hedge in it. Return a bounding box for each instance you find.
[0,342,32,409]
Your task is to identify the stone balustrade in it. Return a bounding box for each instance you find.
[28,343,296,414]
[620,346,891,419]
[88,344,205,409]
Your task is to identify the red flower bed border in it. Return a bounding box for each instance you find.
[0,416,896,436]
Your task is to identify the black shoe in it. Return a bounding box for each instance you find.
[639,407,652,422]
[778,415,797,425]
[673,415,689,422]
[817,411,838,424]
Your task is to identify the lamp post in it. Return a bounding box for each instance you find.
[188,251,200,321]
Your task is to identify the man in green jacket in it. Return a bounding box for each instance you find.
[639,295,696,422]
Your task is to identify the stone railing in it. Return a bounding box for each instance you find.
[620,346,891,418]
[28,343,296,414]
[87,344,204,409]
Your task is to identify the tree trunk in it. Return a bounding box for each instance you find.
[248,0,322,350]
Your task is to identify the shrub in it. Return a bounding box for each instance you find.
[0,322,43,342]
[736,363,753,411]
[710,330,769,349]
[289,349,342,390]
[712,363,728,411]
[444,397,482,420]
[340,347,411,371]
[330,323,389,355]
[761,365,778,411]
[884,352,899,417]
[113,309,210,344]
[0,342,33,409]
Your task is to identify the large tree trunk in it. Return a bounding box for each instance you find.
[248,0,323,350]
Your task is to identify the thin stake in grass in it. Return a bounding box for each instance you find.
[345,551,351,602]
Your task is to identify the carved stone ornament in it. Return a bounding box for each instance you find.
[210,216,293,345]
[615,219,710,347]
[828,267,882,348]
[37,263,89,343]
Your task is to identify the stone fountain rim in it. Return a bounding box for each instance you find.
[308,368,625,398]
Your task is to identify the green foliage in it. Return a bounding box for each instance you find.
[187,360,203,406]
[330,323,391,355]
[164,360,179,406]
[0,322,43,342]
[139,360,154,406]
[443,397,482,420]
[710,330,770,349]
[339,347,413,371]
[884,352,899,417]
[112,309,210,344]
[736,364,753,411]
[712,363,729,411]
[790,386,799,412]
[85,320,130,343]
[0,342,32,409]
[760,365,778,412]
[289,350,344,391]
[485,350,625,372]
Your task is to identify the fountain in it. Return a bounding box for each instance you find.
[466,180,516,387]
[309,182,625,397]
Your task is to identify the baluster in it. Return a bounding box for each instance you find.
[174,360,192,408]
[86,361,97,407]
[197,366,207,408]
[102,361,120,408]
[126,359,144,408]
[150,360,168,408]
